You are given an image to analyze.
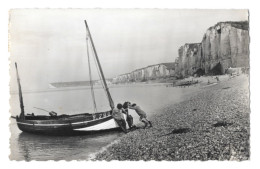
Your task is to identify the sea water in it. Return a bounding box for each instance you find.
[9,84,199,161]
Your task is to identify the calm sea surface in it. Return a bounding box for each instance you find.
[10,84,199,161]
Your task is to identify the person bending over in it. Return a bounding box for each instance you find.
[112,103,128,133]
[123,101,136,129]
[129,103,152,129]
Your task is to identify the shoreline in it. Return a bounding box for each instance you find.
[10,74,236,95]
[92,75,250,161]
[10,82,172,95]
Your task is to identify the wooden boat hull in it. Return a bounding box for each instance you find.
[177,80,199,87]
[16,111,127,135]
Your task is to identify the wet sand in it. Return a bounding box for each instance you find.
[93,75,250,161]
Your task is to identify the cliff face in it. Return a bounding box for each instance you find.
[175,43,202,77]
[202,21,249,75]
[175,21,249,77]
[112,63,175,84]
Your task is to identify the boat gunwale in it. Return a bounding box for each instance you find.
[17,110,112,122]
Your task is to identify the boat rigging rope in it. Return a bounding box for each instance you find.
[86,38,97,113]
[84,20,114,110]
[89,40,111,107]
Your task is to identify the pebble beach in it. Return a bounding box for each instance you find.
[93,74,250,161]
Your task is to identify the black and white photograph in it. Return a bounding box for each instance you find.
[8,8,250,162]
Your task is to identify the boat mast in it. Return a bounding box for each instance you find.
[84,20,115,109]
[15,62,25,119]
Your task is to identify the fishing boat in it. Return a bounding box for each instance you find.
[13,20,127,135]
[176,80,199,87]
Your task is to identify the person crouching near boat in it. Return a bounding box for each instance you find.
[129,103,152,129]
[123,101,136,129]
[112,103,128,133]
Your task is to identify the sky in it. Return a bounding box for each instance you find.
[9,9,248,91]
